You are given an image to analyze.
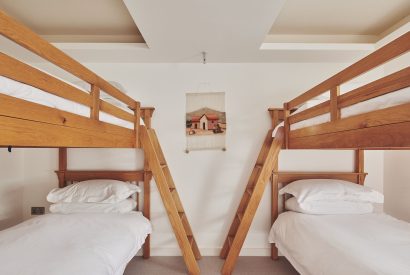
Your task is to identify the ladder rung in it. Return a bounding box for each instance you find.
[255,164,263,168]
[246,187,253,196]
[227,236,234,247]
[169,187,176,192]
[161,164,168,169]
[236,213,243,222]
[187,235,194,246]
[178,211,186,220]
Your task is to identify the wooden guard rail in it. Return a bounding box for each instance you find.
[0,10,141,145]
[282,32,410,147]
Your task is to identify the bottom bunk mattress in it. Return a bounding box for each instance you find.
[0,212,151,275]
[269,211,410,275]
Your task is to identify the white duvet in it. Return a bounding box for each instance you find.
[269,212,410,275]
[0,212,151,275]
[0,76,139,128]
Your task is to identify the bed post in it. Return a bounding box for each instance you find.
[142,171,152,259]
[134,101,141,148]
[269,108,283,261]
[283,103,290,149]
[58,148,67,188]
[355,150,365,185]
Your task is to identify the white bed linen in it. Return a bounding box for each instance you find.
[0,76,142,128]
[272,87,410,136]
[291,87,410,130]
[0,212,151,275]
[269,211,410,275]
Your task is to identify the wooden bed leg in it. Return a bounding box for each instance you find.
[143,172,152,259]
[355,149,365,185]
[271,244,279,260]
[58,148,67,188]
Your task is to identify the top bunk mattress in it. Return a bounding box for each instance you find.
[291,86,410,131]
[0,76,138,129]
[269,211,410,275]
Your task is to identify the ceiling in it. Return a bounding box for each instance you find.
[0,0,144,42]
[0,0,409,62]
[269,0,410,36]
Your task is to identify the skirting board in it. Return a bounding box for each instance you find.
[145,247,272,256]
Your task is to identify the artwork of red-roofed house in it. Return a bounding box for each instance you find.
[186,92,226,151]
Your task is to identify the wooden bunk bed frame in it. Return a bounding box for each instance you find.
[221,31,409,274]
[0,10,201,275]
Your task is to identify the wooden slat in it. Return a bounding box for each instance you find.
[0,10,137,107]
[289,121,410,149]
[90,84,100,120]
[288,31,410,109]
[290,102,410,139]
[0,53,91,106]
[0,94,134,137]
[288,101,330,125]
[55,170,145,182]
[330,86,340,121]
[0,116,135,148]
[99,100,135,123]
[273,172,367,185]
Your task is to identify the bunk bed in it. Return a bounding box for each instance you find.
[220,31,410,274]
[0,10,201,275]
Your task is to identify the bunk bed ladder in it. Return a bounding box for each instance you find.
[140,126,201,275]
[220,128,284,275]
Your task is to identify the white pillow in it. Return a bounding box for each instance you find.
[285,197,373,215]
[49,198,137,214]
[47,179,141,203]
[279,179,383,203]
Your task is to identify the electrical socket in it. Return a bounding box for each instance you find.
[31,207,45,215]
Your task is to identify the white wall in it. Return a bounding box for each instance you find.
[10,62,385,255]
[0,149,24,230]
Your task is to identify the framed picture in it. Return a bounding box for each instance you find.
[186,92,226,152]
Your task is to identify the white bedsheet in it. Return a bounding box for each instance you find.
[0,76,140,129]
[269,211,410,275]
[0,212,151,275]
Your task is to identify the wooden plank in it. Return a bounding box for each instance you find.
[55,170,145,182]
[0,116,135,148]
[289,121,410,149]
[271,173,279,261]
[330,86,340,121]
[140,126,200,275]
[0,10,137,107]
[99,100,135,123]
[288,32,410,109]
[290,102,410,139]
[273,172,367,184]
[289,101,330,125]
[0,94,135,138]
[90,84,100,120]
[222,128,283,275]
[0,53,91,106]
[134,102,141,148]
